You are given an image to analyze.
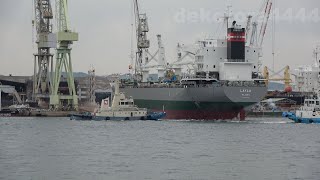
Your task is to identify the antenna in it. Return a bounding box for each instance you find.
[225,4,232,30]
[31,0,35,49]
[314,45,320,67]
[130,23,135,75]
[272,0,276,72]
[129,0,134,75]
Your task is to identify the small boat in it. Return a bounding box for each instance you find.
[0,109,14,117]
[283,96,320,123]
[70,80,166,121]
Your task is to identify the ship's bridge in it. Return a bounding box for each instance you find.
[119,93,134,106]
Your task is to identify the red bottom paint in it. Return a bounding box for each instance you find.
[154,109,246,120]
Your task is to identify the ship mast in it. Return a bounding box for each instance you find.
[272,0,276,72]
[314,46,320,67]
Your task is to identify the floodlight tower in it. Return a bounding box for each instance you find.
[33,0,56,102]
[50,0,78,110]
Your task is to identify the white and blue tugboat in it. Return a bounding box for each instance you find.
[283,96,320,124]
[70,81,166,121]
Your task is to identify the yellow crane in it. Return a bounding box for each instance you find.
[263,66,292,91]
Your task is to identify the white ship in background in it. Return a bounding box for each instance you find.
[293,45,320,93]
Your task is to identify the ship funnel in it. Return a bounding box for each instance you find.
[227,26,246,62]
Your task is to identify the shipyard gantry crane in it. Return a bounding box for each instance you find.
[32,0,56,102]
[50,0,78,110]
[133,0,150,82]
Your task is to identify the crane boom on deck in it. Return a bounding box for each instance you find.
[249,0,273,48]
[258,0,273,47]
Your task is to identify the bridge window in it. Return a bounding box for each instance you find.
[317,101,319,105]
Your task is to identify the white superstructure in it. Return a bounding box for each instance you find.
[296,97,320,119]
[195,38,261,81]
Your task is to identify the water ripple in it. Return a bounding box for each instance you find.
[0,117,320,179]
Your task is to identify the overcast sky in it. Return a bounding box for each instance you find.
[0,0,319,76]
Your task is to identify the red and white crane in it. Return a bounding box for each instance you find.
[250,0,273,48]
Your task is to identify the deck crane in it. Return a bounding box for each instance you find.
[155,34,167,78]
[133,0,150,82]
[165,43,198,76]
[245,15,252,45]
[50,0,79,110]
[258,0,273,47]
[32,0,56,102]
[250,0,273,47]
[263,66,292,90]
[143,34,168,78]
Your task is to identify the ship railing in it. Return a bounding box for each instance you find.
[221,81,266,87]
[111,107,148,111]
[121,80,266,88]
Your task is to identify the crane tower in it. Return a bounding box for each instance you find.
[50,0,78,110]
[33,0,56,102]
[133,0,150,82]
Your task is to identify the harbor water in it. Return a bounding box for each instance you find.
[1,117,320,180]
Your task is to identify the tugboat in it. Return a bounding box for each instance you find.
[70,80,166,121]
[283,95,320,124]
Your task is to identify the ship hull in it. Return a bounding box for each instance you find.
[121,85,267,120]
